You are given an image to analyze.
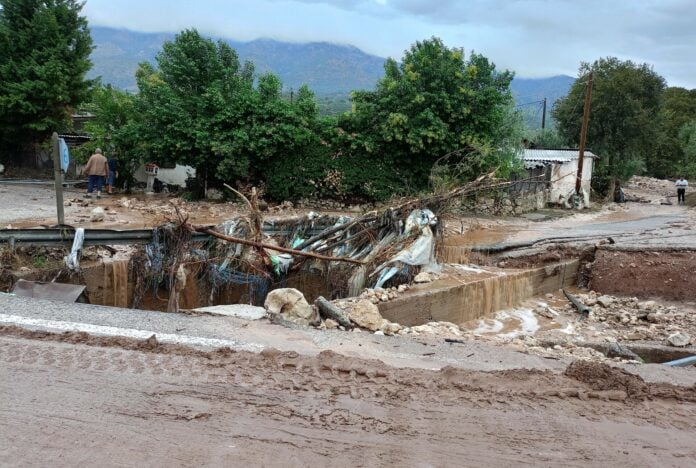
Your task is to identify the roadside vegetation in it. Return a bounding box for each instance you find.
[1,1,696,201]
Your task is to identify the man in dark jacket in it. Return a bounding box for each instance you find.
[107,153,119,195]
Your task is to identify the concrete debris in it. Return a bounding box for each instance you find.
[194,304,267,320]
[264,288,317,326]
[399,321,464,338]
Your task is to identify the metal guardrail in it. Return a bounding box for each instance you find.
[0,225,332,248]
[0,228,199,247]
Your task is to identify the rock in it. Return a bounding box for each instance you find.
[597,295,614,308]
[380,321,403,336]
[324,319,339,330]
[667,332,691,347]
[625,331,647,341]
[89,207,105,222]
[413,272,432,284]
[348,300,386,331]
[264,288,317,326]
[638,300,657,311]
[194,304,266,320]
[533,305,556,319]
[397,284,408,293]
[206,188,224,200]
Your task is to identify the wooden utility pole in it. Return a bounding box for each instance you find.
[575,72,593,197]
[51,132,65,225]
[541,97,547,129]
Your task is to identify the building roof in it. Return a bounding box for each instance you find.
[521,148,599,163]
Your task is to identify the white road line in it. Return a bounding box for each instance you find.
[0,313,264,352]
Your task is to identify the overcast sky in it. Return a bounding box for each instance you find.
[83,0,696,88]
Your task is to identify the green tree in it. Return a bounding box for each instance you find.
[649,87,696,178]
[553,57,666,194]
[336,37,515,194]
[77,84,139,186]
[679,121,696,177]
[133,29,256,192]
[0,0,93,161]
[133,29,325,198]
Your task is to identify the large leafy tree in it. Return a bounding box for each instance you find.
[0,0,93,160]
[679,121,696,177]
[134,29,324,197]
[337,38,515,193]
[133,29,255,184]
[649,87,696,178]
[553,57,665,194]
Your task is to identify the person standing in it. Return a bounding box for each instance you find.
[675,176,688,205]
[83,148,108,199]
[106,152,119,195]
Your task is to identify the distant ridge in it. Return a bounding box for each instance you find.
[88,26,574,116]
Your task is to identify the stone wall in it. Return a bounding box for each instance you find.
[460,189,548,216]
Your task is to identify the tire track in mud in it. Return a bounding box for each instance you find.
[2,327,696,466]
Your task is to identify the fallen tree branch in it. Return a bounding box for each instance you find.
[315,296,353,329]
[189,225,365,265]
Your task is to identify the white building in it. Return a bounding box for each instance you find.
[520,148,598,208]
[133,164,195,188]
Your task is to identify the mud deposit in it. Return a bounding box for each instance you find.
[1,328,696,466]
[591,250,696,300]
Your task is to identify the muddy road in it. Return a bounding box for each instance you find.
[2,331,696,467]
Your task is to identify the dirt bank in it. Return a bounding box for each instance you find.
[1,329,696,466]
[591,250,696,301]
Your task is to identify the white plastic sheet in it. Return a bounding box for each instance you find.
[64,228,85,271]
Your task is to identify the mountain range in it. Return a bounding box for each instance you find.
[88,26,574,122]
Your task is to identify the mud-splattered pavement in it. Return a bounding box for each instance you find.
[1,328,696,467]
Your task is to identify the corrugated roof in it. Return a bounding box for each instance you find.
[521,148,598,163]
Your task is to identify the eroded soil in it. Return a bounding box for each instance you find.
[1,328,696,467]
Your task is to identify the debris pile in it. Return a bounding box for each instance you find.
[572,291,695,346]
[624,176,676,203]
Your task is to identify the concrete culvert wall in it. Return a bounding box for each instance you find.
[378,259,579,326]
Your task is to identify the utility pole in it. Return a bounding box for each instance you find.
[290,88,294,104]
[51,132,65,225]
[541,97,547,130]
[575,72,593,198]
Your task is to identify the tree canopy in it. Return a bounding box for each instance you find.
[337,38,516,192]
[0,0,93,159]
[649,87,696,178]
[553,57,666,192]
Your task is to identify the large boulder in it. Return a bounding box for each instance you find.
[348,300,386,331]
[264,288,317,326]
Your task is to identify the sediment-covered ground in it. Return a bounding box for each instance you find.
[1,328,696,467]
[2,177,696,466]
